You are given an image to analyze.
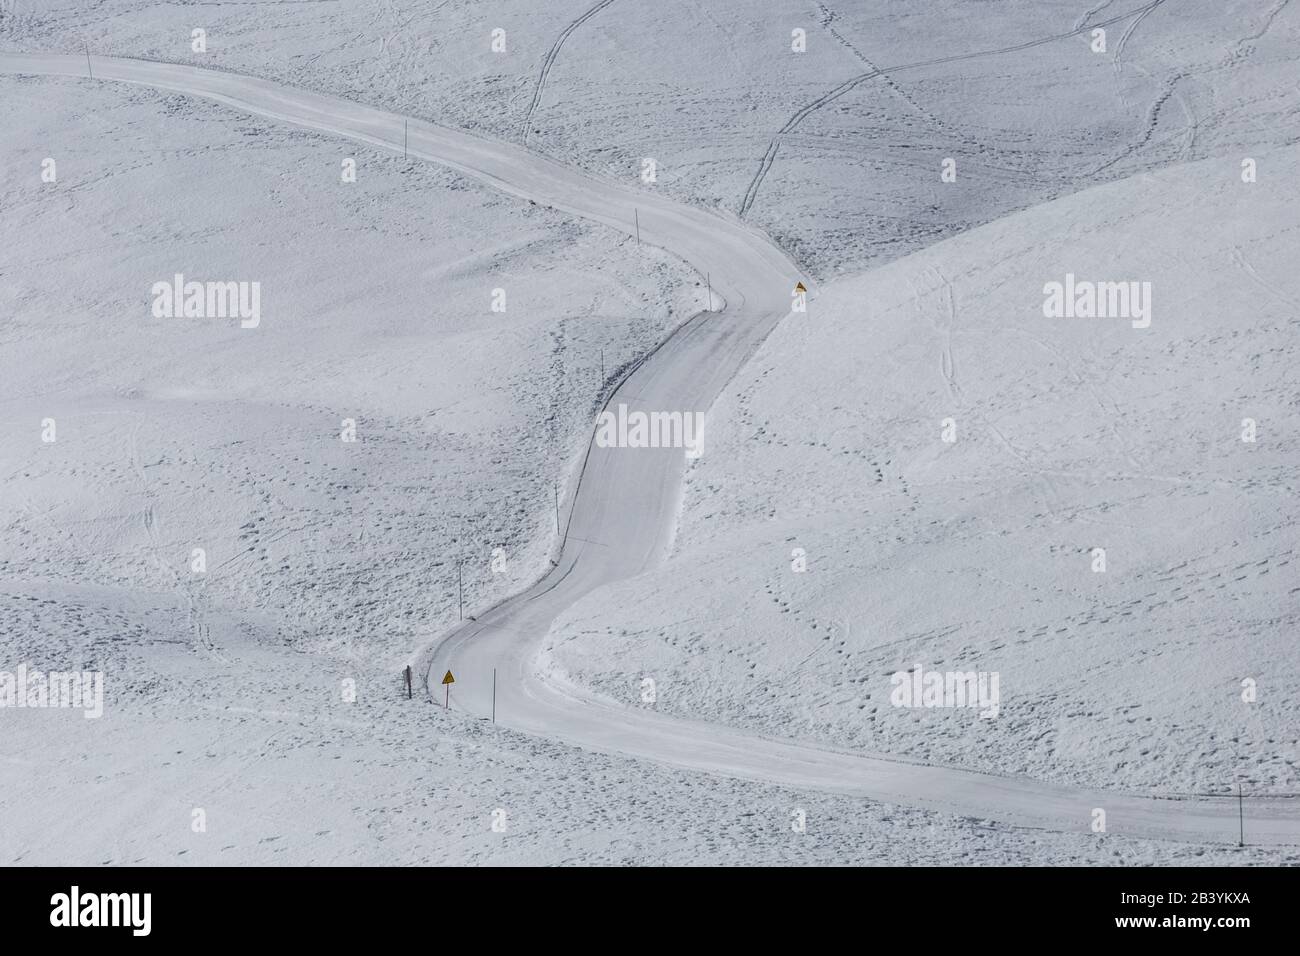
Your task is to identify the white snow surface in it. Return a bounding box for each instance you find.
[1,2,1298,864]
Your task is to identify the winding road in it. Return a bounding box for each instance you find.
[4,50,1296,847]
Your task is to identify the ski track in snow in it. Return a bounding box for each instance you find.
[520,0,619,146]
[738,0,1170,218]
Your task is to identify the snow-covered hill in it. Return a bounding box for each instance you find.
[545,145,1300,797]
[0,74,691,677]
[2,4,1297,866]
[5,1,1297,275]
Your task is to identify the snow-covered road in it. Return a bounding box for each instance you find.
[5,51,1296,846]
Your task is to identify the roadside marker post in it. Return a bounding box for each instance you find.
[441,670,455,709]
[404,664,412,700]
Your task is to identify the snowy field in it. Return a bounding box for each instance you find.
[1,1,1298,865]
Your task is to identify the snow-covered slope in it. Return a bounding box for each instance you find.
[546,144,1300,797]
[0,72,691,686]
[3,6,1297,866]
[4,1,1297,275]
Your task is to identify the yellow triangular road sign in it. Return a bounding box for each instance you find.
[441,670,455,685]
[794,281,807,293]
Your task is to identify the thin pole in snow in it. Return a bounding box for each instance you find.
[554,482,560,533]
[85,44,92,79]
[706,273,711,310]
[1238,784,1245,846]
[492,668,497,724]
[457,560,463,621]
[600,348,604,383]
[635,209,640,245]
